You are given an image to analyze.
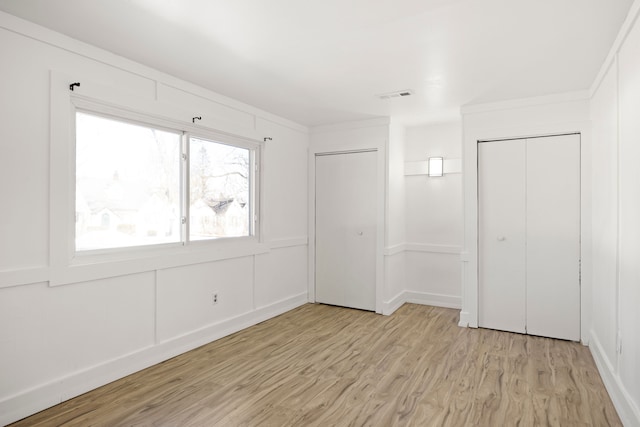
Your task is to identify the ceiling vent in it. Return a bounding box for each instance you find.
[376,89,414,100]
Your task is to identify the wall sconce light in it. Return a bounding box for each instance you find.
[428,157,444,177]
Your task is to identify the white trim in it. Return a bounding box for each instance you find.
[458,311,472,328]
[256,116,309,135]
[405,243,462,255]
[0,247,284,289]
[590,0,640,98]
[54,243,271,287]
[384,244,405,256]
[460,91,589,115]
[310,117,390,134]
[590,330,640,427]
[382,291,406,315]
[72,95,264,144]
[268,237,308,250]
[0,267,49,289]
[590,53,618,101]
[404,291,461,309]
[382,290,462,316]
[307,150,315,304]
[0,292,308,427]
[404,161,429,176]
[383,243,462,256]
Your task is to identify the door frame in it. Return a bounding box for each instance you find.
[460,115,592,344]
[308,141,386,314]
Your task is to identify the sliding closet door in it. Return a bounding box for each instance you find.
[478,140,527,333]
[526,135,580,341]
[315,151,377,311]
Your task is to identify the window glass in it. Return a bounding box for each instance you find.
[75,112,181,251]
[189,136,251,240]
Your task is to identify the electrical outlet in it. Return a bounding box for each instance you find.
[212,293,218,305]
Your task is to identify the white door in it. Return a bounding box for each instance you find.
[478,139,527,333]
[526,135,580,340]
[478,134,580,341]
[315,150,377,311]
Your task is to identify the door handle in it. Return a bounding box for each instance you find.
[357,231,364,236]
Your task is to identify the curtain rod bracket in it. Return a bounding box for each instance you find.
[69,82,80,91]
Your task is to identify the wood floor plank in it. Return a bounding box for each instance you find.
[10,304,621,427]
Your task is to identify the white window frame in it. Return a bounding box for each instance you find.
[50,71,265,286]
[73,105,187,255]
[186,133,258,245]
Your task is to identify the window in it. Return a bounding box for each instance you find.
[74,110,258,253]
[189,137,252,240]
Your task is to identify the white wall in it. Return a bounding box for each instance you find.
[308,118,466,316]
[0,12,308,425]
[403,122,462,309]
[308,118,466,315]
[590,61,619,368]
[387,120,406,248]
[589,1,640,424]
[384,120,407,310]
[617,14,640,421]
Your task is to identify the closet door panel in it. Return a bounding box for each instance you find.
[315,151,377,311]
[478,140,527,333]
[526,134,581,340]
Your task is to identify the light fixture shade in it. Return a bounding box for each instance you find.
[428,157,444,177]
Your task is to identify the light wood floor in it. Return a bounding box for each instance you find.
[11,304,621,426]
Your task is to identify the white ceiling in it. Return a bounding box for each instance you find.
[0,0,633,126]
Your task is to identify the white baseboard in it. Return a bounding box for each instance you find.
[404,291,461,309]
[589,330,640,427]
[382,291,461,316]
[0,292,308,426]
[382,291,406,315]
[458,310,471,327]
